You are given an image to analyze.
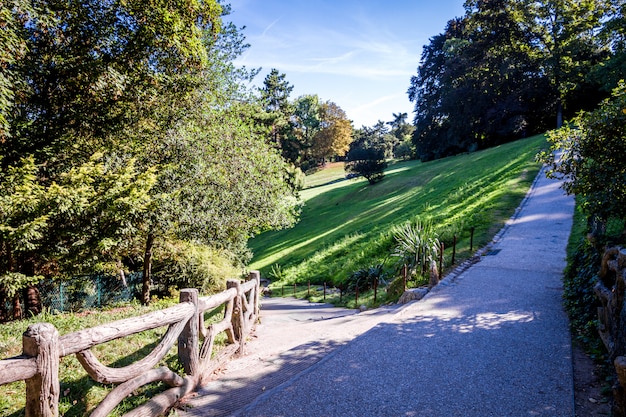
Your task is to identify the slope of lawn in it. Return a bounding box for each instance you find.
[249,135,548,285]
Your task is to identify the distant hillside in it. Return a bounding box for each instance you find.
[249,135,547,285]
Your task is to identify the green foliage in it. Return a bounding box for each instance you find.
[563,238,603,353]
[409,0,617,161]
[345,146,387,185]
[250,135,547,286]
[151,240,241,296]
[540,82,626,225]
[391,218,441,277]
[345,264,386,294]
[0,272,41,298]
[1,1,301,307]
[0,154,155,291]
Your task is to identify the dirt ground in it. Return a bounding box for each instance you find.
[573,343,612,416]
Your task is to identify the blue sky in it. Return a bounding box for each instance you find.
[226,0,466,128]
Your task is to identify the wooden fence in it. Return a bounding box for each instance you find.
[0,271,261,417]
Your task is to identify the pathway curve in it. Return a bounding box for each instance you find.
[181,166,575,417]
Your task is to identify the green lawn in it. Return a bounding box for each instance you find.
[249,135,548,286]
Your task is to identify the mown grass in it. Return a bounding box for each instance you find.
[249,135,548,298]
[0,296,227,417]
[303,162,346,189]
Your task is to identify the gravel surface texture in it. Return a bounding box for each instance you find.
[180,166,576,417]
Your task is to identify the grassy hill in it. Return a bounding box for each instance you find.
[249,135,548,287]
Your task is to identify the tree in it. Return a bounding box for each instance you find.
[408,18,474,161]
[387,112,415,159]
[2,0,223,172]
[539,82,626,236]
[259,69,296,160]
[408,0,616,161]
[523,0,612,127]
[345,147,387,185]
[292,94,322,167]
[1,1,301,309]
[589,0,626,93]
[345,125,389,185]
[0,154,156,318]
[311,101,353,163]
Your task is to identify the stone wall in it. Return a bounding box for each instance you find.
[595,246,626,416]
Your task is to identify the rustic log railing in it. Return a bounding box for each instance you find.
[0,271,261,417]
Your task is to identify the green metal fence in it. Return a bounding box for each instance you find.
[2,272,144,319]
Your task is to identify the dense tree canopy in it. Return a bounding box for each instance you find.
[408,0,622,161]
[540,82,626,230]
[0,0,301,311]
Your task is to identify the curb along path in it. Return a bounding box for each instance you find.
[181,167,576,417]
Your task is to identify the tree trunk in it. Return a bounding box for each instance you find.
[141,232,155,306]
[556,98,563,129]
[24,286,42,317]
[0,287,7,322]
[12,292,22,320]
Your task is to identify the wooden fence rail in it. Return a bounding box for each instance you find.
[0,271,261,417]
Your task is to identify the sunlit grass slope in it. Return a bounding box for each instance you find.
[249,135,547,285]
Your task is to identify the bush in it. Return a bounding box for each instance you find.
[151,240,242,296]
[345,147,387,185]
[563,239,602,351]
[345,265,386,294]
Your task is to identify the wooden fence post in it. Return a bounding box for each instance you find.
[23,323,59,417]
[227,280,245,355]
[452,235,457,265]
[178,289,199,377]
[248,271,261,317]
[374,277,378,303]
[439,242,444,279]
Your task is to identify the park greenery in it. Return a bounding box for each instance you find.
[540,82,626,352]
[249,135,548,292]
[0,0,624,414]
[0,0,624,338]
[409,0,625,161]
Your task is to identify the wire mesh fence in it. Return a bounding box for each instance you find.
[2,272,144,319]
[41,272,143,313]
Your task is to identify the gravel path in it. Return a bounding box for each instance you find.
[180,166,576,417]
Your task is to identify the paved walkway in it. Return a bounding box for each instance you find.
[182,167,576,416]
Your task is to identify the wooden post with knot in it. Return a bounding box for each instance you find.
[23,323,60,417]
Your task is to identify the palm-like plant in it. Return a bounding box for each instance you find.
[392,218,441,278]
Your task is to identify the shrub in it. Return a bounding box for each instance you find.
[151,240,241,296]
[391,218,441,277]
[563,239,602,351]
[345,264,386,294]
[345,147,387,185]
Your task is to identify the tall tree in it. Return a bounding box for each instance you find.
[523,0,612,127]
[0,1,300,309]
[292,94,322,165]
[259,69,295,156]
[539,82,626,236]
[589,0,626,93]
[408,18,471,161]
[2,0,222,172]
[311,101,353,163]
